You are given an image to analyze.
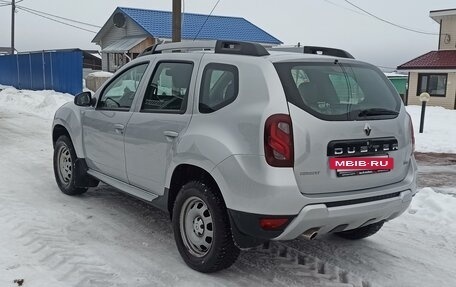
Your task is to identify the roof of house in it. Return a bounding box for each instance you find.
[93,7,282,45]
[0,47,11,54]
[430,8,456,23]
[102,37,147,53]
[397,50,456,70]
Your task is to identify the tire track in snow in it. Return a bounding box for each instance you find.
[0,192,375,287]
[86,187,376,286]
[233,241,376,287]
[0,200,127,287]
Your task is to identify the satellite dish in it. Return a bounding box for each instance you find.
[113,12,126,28]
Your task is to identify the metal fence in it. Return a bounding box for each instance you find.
[0,50,83,95]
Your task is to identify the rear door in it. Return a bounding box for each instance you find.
[82,63,149,182]
[274,61,412,194]
[124,54,201,194]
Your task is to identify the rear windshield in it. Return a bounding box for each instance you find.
[274,62,401,121]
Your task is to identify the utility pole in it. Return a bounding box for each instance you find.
[172,0,181,42]
[11,0,16,55]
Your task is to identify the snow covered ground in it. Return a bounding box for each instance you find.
[0,88,455,286]
[406,105,456,154]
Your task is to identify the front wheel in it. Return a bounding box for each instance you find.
[172,181,240,273]
[53,136,88,196]
[335,221,384,240]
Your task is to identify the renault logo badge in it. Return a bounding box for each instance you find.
[364,123,372,136]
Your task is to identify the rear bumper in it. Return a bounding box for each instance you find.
[274,189,412,240]
[227,189,412,247]
[212,154,418,216]
[214,155,417,246]
[227,209,295,248]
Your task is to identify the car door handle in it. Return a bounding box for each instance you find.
[114,124,125,134]
[163,131,179,138]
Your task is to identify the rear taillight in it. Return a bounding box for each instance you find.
[264,114,294,167]
[406,112,415,154]
[259,218,289,230]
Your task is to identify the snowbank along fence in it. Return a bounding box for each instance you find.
[0,50,83,95]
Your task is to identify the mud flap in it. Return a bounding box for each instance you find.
[74,158,99,188]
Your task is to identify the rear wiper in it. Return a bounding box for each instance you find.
[358,108,399,117]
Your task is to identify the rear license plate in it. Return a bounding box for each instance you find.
[329,156,394,177]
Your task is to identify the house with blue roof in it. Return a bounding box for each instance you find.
[92,7,282,72]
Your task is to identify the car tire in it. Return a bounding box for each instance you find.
[53,135,88,196]
[335,221,384,240]
[172,181,240,273]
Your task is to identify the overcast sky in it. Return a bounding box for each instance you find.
[0,0,454,70]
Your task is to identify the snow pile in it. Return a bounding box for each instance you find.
[408,187,456,228]
[0,85,73,119]
[406,105,456,154]
[384,72,407,78]
[88,71,113,77]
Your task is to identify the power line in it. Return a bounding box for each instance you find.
[193,0,221,40]
[0,0,23,4]
[0,0,22,9]
[343,0,439,36]
[17,7,98,33]
[322,0,365,17]
[17,5,101,28]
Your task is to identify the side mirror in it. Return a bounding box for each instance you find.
[74,92,94,107]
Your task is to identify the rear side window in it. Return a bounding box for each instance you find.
[275,62,401,121]
[141,62,193,113]
[199,63,239,113]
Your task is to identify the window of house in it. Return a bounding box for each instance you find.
[417,74,447,97]
[98,63,149,111]
[141,62,194,113]
[199,63,239,113]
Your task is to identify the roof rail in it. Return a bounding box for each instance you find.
[215,41,269,56]
[139,40,270,57]
[270,46,354,59]
[304,46,354,59]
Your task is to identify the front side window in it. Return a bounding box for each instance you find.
[98,63,149,111]
[141,62,194,113]
[199,63,239,113]
[275,62,401,121]
[417,74,447,97]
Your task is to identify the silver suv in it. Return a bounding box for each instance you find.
[52,40,417,273]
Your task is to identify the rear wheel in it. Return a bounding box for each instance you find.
[172,181,240,273]
[53,135,88,196]
[335,221,384,240]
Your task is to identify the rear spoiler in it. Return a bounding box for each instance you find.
[270,46,354,59]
